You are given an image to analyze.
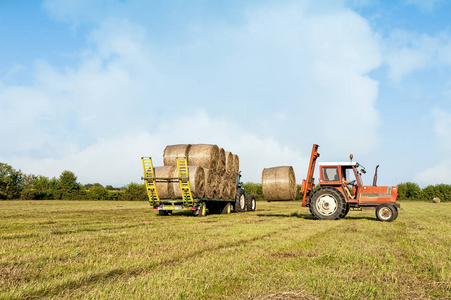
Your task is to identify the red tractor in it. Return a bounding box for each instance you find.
[300,144,399,222]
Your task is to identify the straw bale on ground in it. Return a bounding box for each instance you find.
[262,166,296,201]
[432,197,441,203]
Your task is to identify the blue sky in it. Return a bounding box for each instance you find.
[1,0,451,187]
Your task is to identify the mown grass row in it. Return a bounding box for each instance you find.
[0,201,450,299]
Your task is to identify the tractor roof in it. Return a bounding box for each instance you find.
[318,162,358,167]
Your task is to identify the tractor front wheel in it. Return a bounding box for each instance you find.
[376,204,397,222]
[246,194,256,212]
[309,187,347,220]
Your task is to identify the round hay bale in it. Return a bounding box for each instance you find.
[153,166,175,199]
[225,151,234,172]
[212,171,221,199]
[218,174,230,199]
[227,179,236,200]
[217,148,226,175]
[203,168,215,199]
[262,166,296,201]
[172,166,205,199]
[163,144,191,166]
[218,172,236,200]
[232,154,240,174]
[432,197,441,203]
[188,144,219,170]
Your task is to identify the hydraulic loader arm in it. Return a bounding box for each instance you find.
[301,144,320,207]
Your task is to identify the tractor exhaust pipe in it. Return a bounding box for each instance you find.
[373,165,379,186]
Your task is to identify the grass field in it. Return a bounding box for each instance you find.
[0,200,450,299]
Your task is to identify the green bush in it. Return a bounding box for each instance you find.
[397,182,421,200]
[122,182,148,201]
[242,182,263,201]
[419,184,451,202]
[0,162,24,200]
[87,184,109,200]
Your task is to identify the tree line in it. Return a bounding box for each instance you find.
[0,162,147,201]
[0,162,448,201]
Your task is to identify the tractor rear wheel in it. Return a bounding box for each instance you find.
[340,203,350,219]
[246,194,256,211]
[309,187,347,220]
[376,204,397,222]
[234,189,246,212]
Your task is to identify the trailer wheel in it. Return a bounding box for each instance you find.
[221,202,231,214]
[310,187,346,220]
[235,189,246,212]
[376,204,397,222]
[246,195,256,212]
[196,202,207,217]
[158,210,171,216]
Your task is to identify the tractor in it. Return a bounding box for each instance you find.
[300,144,399,221]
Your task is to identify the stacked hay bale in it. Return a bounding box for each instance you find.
[217,148,226,176]
[225,151,234,172]
[156,144,239,200]
[212,171,221,199]
[153,166,176,199]
[163,144,191,166]
[171,166,205,199]
[262,166,297,201]
[203,168,215,199]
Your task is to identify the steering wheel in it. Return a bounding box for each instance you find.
[347,180,356,186]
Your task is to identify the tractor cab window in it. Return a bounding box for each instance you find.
[343,168,356,183]
[322,167,339,182]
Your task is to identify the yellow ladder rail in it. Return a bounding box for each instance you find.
[176,156,194,205]
[141,157,160,205]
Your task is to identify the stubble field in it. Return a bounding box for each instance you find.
[0,200,450,299]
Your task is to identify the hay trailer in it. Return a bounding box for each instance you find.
[141,157,256,216]
[300,144,400,222]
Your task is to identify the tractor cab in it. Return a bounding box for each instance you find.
[318,162,364,200]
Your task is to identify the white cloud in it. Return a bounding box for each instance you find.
[1,1,383,185]
[7,111,308,186]
[415,108,451,185]
[384,30,451,81]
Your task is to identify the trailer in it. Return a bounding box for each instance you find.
[141,156,256,216]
